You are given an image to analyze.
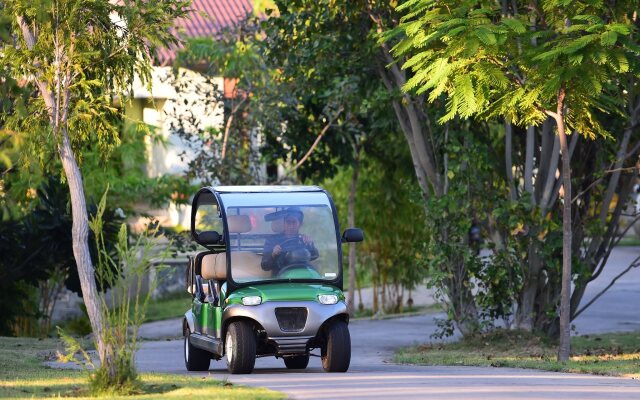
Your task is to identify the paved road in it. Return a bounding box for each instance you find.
[134,246,640,399]
[137,313,640,399]
[572,246,640,334]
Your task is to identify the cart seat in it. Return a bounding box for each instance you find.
[202,251,270,281]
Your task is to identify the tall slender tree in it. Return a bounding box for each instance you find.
[1,0,188,375]
[391,0,638,360]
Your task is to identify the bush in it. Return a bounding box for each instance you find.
[58,190,169,395]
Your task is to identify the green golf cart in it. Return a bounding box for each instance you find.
[183,186,363,374]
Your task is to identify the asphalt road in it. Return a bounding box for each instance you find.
[134,246,640,399]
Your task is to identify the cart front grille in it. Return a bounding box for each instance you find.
[275,307,308,332]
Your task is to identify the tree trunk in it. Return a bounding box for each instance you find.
[59,127,111,367]
[554,87,572,362]
[524,125,535,200]
[347,149,360,316]
[505,121,517,201]
[16,14,109,368]
[515,241,542,330]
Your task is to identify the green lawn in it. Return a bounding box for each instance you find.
[616,237,640,247]
[144,291,442,324]
[144,292,192,323]
[0,337,283,399]
[353,303,443,319]
[395,329,640,378]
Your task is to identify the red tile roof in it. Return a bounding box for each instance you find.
[155,0,253,66]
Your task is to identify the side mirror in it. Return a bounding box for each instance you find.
[198,230,221,245]
[342,228,364,243]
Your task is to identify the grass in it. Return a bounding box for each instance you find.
[616,236,640,247]
[56,292,192,336]
[353,303,443,320]
[144,292,443,323]
[144,292,192,323]
[0,337,283,399]
[395,329,640,378]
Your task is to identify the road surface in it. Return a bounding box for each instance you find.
[133,247,640,399]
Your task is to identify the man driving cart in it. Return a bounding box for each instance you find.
[261,208,319,275]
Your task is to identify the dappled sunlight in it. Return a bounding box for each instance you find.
[1,376,84,388]
[0,376,87,399]
[571,353,640,362]
[0,373,283,399]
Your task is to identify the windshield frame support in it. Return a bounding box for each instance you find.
[199,186,344,296]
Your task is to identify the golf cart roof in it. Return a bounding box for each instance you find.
[211,185,323,194]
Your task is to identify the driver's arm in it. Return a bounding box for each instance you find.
[306,239,319,260]
[261,238,277,271]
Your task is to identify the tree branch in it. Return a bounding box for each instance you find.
[16,16,57,123]
[275,107,344,183]
[505,121,517,201]
[220,93,248,160]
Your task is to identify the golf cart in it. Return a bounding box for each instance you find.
[183,186,363,374]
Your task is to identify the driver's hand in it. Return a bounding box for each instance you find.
[272,245,282,256]
[301,234,313,246]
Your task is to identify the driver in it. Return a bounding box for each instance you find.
[261,208,319,275]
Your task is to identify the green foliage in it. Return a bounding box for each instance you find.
[388,0,640,340]
[0,336,285,399]
[0,178,124,335]
[420,130,509,333]
[391,0,639,136]
[261,1,395,182]
[2,0,185,163]
[488,195,562,322]
[58,189,170,394]
[395,329,640,378]
[173,20,266,185]
[80,122,191,209]
[321,115,428,313]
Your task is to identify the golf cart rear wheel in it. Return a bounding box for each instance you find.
[284,354,310,369]
[321,320,351,372]
[225,321,256,374]
[184,331,211,371]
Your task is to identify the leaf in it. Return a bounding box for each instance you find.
[600,31,617,47]
[562,34,598,55]
[608,23,631,35]
[501,17,527,34]
[454,74,477,118]
[474,27,497,46]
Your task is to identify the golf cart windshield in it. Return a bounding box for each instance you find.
[219,191,340,285]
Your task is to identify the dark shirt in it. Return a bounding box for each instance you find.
[261,234,319,273]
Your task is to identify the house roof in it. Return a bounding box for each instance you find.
[156,0,253,66]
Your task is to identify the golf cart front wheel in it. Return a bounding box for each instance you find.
[284,354,310,369]
[184,330,211,371]
[225,321,256,374]
[321,320,350,372]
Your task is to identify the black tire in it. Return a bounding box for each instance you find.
[284,354,310,369]
[184,331,211,371]
[225,321,256,374]
[321,320,351,372]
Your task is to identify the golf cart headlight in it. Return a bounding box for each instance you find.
[318,294,338,305]
[242,296,262,306]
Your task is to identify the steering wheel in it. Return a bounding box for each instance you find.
[275,237,306,267]
[277,264,318,277]
[274,236,319,276]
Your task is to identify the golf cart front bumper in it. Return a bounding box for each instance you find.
[224,300,347,353]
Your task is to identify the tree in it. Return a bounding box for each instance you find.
[262,4,402,314]
[262,1,487,330]
[391,0,638,360]
[0,178,123,335]
[1,0,188,377]
[173,18,270,185]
